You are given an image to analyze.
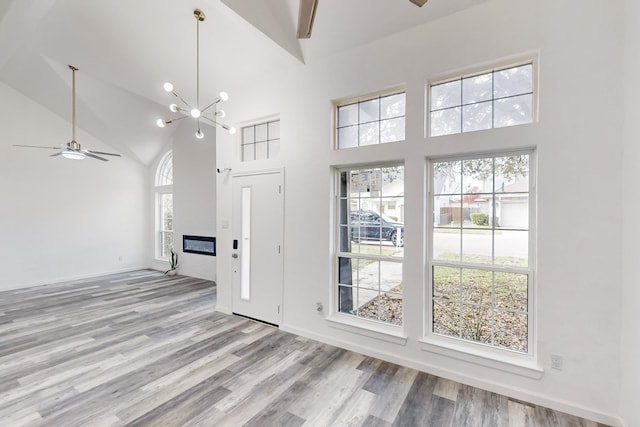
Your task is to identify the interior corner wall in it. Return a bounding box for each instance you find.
[171,121,217,281]
[0,82,149,290]
[216,0,626,424]
[621,0,640,425]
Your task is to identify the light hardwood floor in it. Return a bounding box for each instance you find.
[0,270,609,427]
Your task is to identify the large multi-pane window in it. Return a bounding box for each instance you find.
[337,165,405,326]
[429,152,533,353]
[429,62,535,137]
[155,150,173,258]
[241,120,280,161]
[336,91,406,149]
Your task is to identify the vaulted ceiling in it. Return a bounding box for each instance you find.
[0,0,484,165]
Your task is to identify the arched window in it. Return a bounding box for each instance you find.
[155,150,173,258]
[156,150,173,186]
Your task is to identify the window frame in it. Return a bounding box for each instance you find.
[240,118,281,162]
[424,150,537,365]
[427,57,538,137]
[332,163,406,334]
[334,87,407,150]
[155,150,173,260]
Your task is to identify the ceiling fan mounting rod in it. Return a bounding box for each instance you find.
[69,64,78,142]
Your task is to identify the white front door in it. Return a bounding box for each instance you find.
[231,171,284,325]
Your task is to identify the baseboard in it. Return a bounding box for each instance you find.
[0,266,152,292]
[280,323,623,427]
[215,305,232,315]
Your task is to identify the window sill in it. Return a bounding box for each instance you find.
[419,336,543,379]
[326,315,408,346]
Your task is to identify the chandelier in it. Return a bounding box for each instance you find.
[156,9,236,139]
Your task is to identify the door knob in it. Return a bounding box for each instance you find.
[232,253,238,258]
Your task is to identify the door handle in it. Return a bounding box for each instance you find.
[232,253,239,258]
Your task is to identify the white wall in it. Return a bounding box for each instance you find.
[621,0,640,425]
[171,121,217,281]
[0,82,148,290]
[217,0,626,424]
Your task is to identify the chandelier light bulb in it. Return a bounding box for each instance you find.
[190,108,201,118]
[195,129,204,139]
[217,109,226,118]
[169,104,179,113]
[163,82,174,92]
[156,118,166,128]
[219,91,229,102]
[229,126,237,135]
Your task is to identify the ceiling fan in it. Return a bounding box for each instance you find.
[13,65,121,161]
[296,0,429,39]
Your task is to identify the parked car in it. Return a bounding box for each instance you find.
[350,210,404,247]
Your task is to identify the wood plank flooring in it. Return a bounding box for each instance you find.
[0,270,609,427]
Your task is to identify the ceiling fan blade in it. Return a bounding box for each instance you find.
[84,152,109,162]
[87,150,121,157]
[13,144,61,150]
[297,0,318,39]
[410,0,429,6]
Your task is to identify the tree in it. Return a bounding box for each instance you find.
[433,154,528,195]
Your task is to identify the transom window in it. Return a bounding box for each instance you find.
[156,150,173,186]
[241,120,280,161]
[155,150,173,259]
[336,91,406,149]
[429,62,535,137]
[336,165,405,326]
[429,152,533,353]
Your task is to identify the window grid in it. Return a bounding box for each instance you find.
[429,62,534,137]
[336,91,406,149]
[336,165,405,326]
[156,151,173,186]
[241,120,280,162]
[430,153,532,353]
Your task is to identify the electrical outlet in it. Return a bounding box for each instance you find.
[550,354,563,371]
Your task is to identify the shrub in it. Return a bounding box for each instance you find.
[470,213,489,226]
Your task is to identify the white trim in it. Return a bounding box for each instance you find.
[325,315,408,345]
[230,167,284,178]
[419,336,542,379]
[215,305,232,315]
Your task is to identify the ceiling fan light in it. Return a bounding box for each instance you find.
[156,118,166,128]
[195,129,204,139]
[190,108,201,118]
[163,82,174,92]
[219,91,229,102]
[62,150,86,160]
[169,103,179,113]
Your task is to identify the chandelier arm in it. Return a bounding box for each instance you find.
[164,115,190,125]
[201,116,234,133]
[170,90,192,109]
[201,98,221,113]
[201,116,222,127]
